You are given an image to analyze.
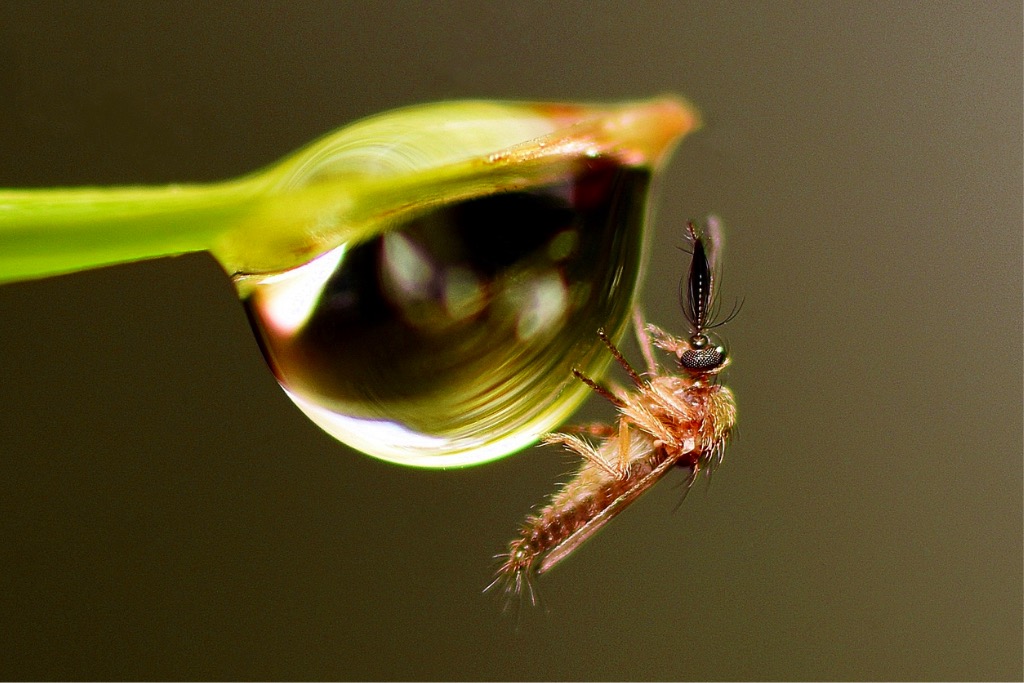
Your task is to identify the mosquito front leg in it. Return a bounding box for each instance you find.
[646,322,687,356]
[596,328,646,389]
[571,368,625,408]
[633,308,658,375]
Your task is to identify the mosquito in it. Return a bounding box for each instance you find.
[487,217,739,605]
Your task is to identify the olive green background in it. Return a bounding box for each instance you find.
[0,2,1020,680]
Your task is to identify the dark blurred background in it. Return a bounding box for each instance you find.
[0,2,1020,680]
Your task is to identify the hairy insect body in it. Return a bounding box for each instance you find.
[622,373,735,467]
[495,360,736,595]
[502,430,660,578]
[489,219,738,604]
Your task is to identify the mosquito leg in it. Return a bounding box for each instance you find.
[597,328,646,388]
[633,307,658,375]
[646,322,686,356]
[543,433,620,478]
[616,419,633,474]
[572,368,625,408]
[558,422,617,438]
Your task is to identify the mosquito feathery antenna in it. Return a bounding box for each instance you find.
[708,294,744,329]
[678,217,744,332]
[683,220,715,336]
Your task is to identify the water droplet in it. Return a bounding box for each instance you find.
[240,157,652,467]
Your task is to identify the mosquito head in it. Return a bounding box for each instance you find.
[679,333,728,374]
[676,218,740,378]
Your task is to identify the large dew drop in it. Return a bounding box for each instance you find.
[241,158,651,466]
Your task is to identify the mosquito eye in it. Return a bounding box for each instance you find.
[680,346,726,372]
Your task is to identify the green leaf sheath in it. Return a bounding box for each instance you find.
[0,97,697,288]
[0,179,264,284]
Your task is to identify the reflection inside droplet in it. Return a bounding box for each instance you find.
[509,270,568,341]
[240,157,651,467]
[255,247,345,336]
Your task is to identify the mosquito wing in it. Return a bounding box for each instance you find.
[536,455,688,575]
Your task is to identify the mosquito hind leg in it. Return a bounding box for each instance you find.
[543,433,624,478]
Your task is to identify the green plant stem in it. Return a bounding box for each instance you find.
[0,177,266,284]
